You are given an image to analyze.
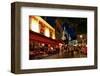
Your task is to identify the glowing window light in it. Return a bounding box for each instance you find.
[52,33,55,39]
[30,18,40,33]
[44,27,50,37]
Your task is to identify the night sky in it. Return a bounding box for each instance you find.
[41,16,87,40]
[41,16,87,34]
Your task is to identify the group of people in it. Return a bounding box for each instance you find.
[29,42,60,59]
[29,33,87,59]
[60,42,87,58]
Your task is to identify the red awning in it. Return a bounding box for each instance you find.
[29,31,63,45]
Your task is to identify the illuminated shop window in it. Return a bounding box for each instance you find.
[39,21,45,35]
[44,27,50,37]
[30,16,40,33]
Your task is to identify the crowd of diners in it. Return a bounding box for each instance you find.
[61,41,87,58]
[29,35,87,59]
[29,41,60,59]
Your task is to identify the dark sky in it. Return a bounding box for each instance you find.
[41,16,87,34]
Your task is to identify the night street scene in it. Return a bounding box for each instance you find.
[29,16,87,60]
